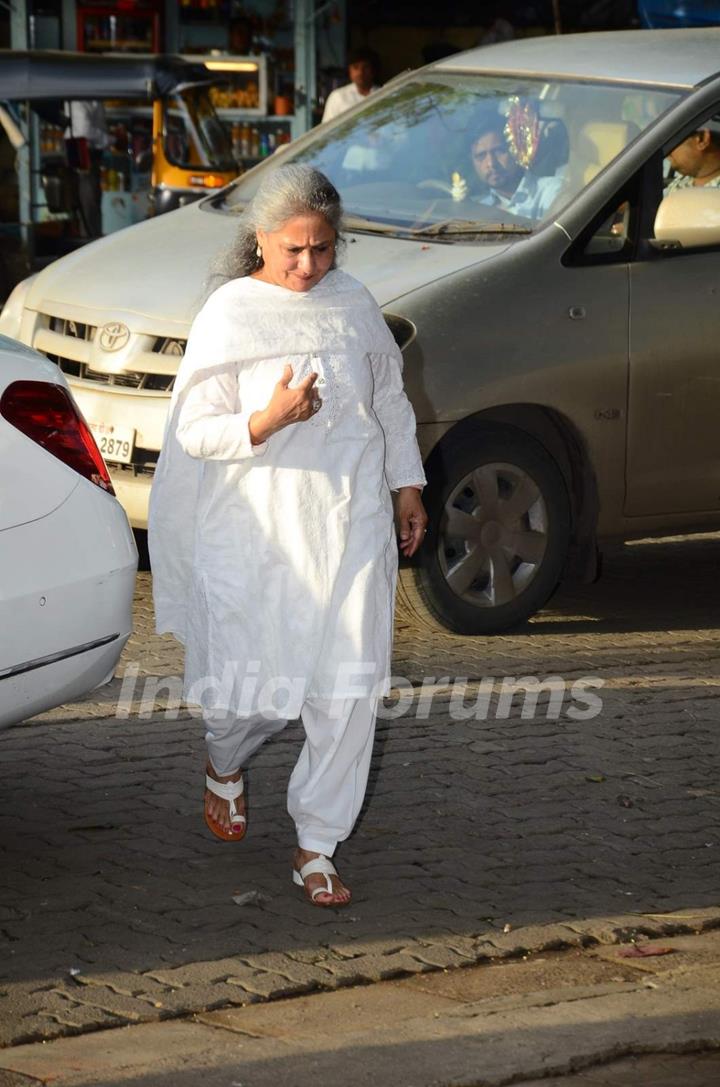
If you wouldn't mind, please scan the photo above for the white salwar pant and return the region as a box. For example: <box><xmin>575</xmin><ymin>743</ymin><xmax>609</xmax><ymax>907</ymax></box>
<box><xmin>204</xmin><ymin>696</ymin><xmax>377</xmax><ymax>856</ymax></box>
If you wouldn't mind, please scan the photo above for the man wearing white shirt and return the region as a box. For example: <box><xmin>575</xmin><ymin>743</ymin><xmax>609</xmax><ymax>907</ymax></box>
<box><xmin>66</xmin><ymin>100</ymin><xmax>108</xmax><ymax>237</ymax></box>
<box><xmin>321</xmin><ymin>49</ymin><xmax>380</xmax><ymax>124</ymax></box>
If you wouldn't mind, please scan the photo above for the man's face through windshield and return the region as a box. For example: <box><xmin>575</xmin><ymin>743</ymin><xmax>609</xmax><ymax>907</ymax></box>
<box><xmin>471</xmin><ymin>129</ymin><xmax>523</xmax><ymax>197</ymax></box>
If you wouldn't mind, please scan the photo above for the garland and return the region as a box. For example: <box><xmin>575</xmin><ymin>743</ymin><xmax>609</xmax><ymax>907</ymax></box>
<box><xmin>504</xmin><ymin>96</ymin><xmax>540</xmax><ymax>169</ymax></box>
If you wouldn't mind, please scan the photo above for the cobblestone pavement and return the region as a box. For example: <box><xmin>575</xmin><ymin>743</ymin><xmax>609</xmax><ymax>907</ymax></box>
<box><xmin>1</xmin><ymin>533</ymin><xmax>719</xmax><ymax>1048</ymax></box>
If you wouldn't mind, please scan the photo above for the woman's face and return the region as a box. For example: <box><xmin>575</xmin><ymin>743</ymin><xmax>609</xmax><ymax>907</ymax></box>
<box><xmin>256</xmin><ymin>213</ymin><xmax>336</xmax><ymax>292</ymax></box>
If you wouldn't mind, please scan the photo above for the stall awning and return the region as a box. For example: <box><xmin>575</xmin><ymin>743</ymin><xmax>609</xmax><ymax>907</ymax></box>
<box><xmin>0</xmin><ymin>51</ymin><xmax>213</xmax><ymax>102</ymax></box>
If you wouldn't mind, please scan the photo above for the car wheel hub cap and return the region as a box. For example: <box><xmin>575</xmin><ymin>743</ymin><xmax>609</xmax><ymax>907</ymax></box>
<box><xmin>480</xmin><ymin>520</ymin><xmax>502</xmax><ymax>547</ymax></box>
<box><xmin>438</xmin><ymin>462</ymin><xmax>549</xmax><ymax>609</ymax></box>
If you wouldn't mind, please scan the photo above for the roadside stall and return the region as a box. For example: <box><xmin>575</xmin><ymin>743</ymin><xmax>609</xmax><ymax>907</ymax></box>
<box><xmin>0</xmin><ymin>51</ymin><xmax>237</xmax><ymax>271</ymax></box>
<box><xmin>183</xmin><ymin>54</ymin><xmax>293</xmax><ymax>175</ymax></box>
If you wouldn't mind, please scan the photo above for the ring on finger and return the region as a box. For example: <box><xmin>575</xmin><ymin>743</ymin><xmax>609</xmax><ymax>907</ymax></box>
<box><xmin>311</xmin><ymin>398</ymin><xmax>322</xmax><ymax>413</ymax></box>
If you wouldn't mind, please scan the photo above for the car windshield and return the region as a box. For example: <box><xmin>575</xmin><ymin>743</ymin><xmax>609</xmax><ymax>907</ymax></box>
<box><xmin>164</xmin><ymin>85</ymin><xmax>235</xmax><ymax>170</ymax></box>
<box><xmin>222</xmin><ymin>73</ymin><xmax>681</xmax><ymax>234</ymax></box>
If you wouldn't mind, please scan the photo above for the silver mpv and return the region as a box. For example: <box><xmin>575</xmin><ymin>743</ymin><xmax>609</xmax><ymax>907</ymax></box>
<box><xmin>5</xmin><ymin>28</ymin><xmax>720</xmax><ymax>633</ymax></box>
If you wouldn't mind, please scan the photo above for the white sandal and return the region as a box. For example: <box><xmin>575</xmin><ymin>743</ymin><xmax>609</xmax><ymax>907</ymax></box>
<box><xmin>293</xmin><ymin>855</ymin><xmax>348</xmax><ymax>906</ymax></box>
<box><xmin>204</xmin><ymin>772</ymin><xmax>246</xmax><ymax>841</ymax></box>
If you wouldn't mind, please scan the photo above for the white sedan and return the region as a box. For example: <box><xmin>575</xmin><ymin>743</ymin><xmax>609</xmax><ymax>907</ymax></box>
<box><xmin>0</xmin><ymin>335</ymin><xmax>137</xmax><ymax>728</ymax></box>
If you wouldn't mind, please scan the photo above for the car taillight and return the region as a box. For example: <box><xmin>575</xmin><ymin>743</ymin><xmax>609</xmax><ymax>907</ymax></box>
<box><xmin>0</xmin><ymin>380</ymin><xmax>115</xmax><ymax>494</ymax></box>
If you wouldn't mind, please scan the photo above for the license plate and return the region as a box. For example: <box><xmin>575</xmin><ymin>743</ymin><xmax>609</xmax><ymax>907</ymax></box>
<box><xmin>90</xmin><ymin>422</ymin><xmax>136</xmax><ymax>465</ymax></box>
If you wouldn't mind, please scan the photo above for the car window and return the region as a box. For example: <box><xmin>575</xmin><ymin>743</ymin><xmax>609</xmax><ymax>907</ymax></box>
<box><xmin>221</xmin><ymin>74</ymin><xmax>681</xmax><ymax>236</ymax></box>
<box><xmin>583</xmin><ymin>200</ymin><xmax>633</xmax><ymax>257</ymax></box>
<box><xmin>644</xmin><ymin>107</ymin><xmax>720</xmax><ymax>254</ymax></box>
<box><xmin>164</xmin><ymin>88</ymin><xmax>235</xmax><ymax>170</ymax></box>
<box><xmin>663</xmin><ymin>109</ymin><xmax>720</xmax><ymax>195</ymax></box>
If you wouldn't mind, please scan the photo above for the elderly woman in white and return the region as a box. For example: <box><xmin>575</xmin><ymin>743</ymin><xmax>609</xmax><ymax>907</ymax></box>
<box><xmin>149</xmin><ymin>164</ymin><xmax>426</xmax><ymax>907</ymax></box>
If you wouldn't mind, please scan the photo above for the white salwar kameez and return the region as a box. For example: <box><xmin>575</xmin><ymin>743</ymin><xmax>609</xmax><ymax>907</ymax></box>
<box><xmin>148</xmin><ymin>269</ymin><xmax>425</xmax><ymax>852</ymax></box>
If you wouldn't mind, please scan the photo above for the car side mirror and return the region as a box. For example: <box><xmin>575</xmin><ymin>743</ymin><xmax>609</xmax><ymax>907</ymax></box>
<box><xmin>654</xmin><ymin>186</ymin><xmax>720</xmax><ymax>248</ymax></box>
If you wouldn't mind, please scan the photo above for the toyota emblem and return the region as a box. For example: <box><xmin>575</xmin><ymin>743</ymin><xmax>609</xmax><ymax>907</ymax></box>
<box><xmin>98</xmin><ymin>322</ymin><xmax>131</xmax><ymax>352</ymax></box>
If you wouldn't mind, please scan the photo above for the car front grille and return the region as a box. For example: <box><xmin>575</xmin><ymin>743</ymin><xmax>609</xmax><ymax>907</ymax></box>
<box><xmin>52</xmin><ymin>316</ymin><xmax>95</xmax><ymax>341</ymax></box>
<box><xmin>37</xmin><ymin>316</ymin><xmax>184</xmax><ymax>393</ymax></box>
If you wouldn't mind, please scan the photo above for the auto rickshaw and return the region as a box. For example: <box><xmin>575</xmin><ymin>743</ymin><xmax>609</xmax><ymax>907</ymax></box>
<box><xmin>0</xmin><ymin>50</ymin><xmax>237</xmax><ymax>277</ymax></box>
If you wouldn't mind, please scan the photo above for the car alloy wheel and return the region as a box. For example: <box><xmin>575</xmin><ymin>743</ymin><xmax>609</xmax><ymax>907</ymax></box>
<box><xmin>398</xmin><ymin>423</ymin><xmax>571</xmax><ymax>635</ymax></box>
<box><xmin>439</xmin><ymin>461</ymin><xmax>548</xmax><ymax>608</ymax></box>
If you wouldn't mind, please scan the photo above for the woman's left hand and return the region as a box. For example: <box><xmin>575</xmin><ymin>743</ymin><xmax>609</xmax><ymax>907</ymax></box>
<box><xmin>395</xmin><ymin>487</ymin><xmax>428</xmax><ymax>558</ymax></box>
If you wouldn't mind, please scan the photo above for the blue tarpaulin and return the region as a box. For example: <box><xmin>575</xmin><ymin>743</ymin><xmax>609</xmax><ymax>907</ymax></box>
<box><xmin>639</xmin><ymin>1</ymin><xmax>720</xmax><ymax>26</ymax></box>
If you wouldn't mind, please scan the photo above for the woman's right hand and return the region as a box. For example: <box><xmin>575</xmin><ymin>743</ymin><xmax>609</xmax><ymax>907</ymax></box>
<box><xmin>249</xmin><ymin>364</ymin><xmax>319</xmax><ymax>445</ymax></box>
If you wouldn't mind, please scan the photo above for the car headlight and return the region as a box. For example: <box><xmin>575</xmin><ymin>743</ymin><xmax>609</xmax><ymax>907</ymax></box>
<box><xmin>0</xmin><ymin>274</ymin><xmax>37</xmax><ymax>341</ymax></box>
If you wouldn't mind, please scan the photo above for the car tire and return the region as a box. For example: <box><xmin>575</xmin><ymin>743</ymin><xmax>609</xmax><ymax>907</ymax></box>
<box><xmin>134</xmin><ymin>529</ymin><xmax>151</xmax><ymax>572</ymax></box>
<box><xmin>398</xmin><ymin>423</ymin><xmax>571</xmax><ymax>635</ymax></box>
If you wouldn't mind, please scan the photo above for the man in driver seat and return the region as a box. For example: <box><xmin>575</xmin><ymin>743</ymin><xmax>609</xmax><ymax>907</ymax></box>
<box><xmin>470</xmin><ymin>114</ymin><xmax>563</xmax><ymax>221</ymax></box>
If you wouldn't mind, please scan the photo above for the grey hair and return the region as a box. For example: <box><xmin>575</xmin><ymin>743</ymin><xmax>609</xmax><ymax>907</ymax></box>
<box><xmin>207</xmin><ymin>164</ymin><xmax>344</xmax><ymax>290</ymax></box>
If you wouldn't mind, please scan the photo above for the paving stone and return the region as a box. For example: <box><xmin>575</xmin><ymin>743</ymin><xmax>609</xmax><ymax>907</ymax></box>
<box><xmin>472</xmin><ymin>940</ymin><xmax>526</xmax><ymax>962</ymax></box>
<box><xmin>400</xmin><ymin>945</ymin><xmax>474</xmax><ymax>969</ymax></box>
<box><xmin>282</xmin><ymin>946</ymin><xmax>337</xmax><ymax>966</ymax></box>
<box><xmin>237</xmin><ymin>954</ymin><xmax>333</xmax><ymax>988</ymax></box>
<box><xmin>3</xmin><ymin>546</ymin><xmax>720</xmax><ymax>1046</ymax></box>
<box><xmin>64</xmin><ymin>971</ymin><xmax>168</xmax><ymax>998</ymax></box>
<box><xmin>142</xmin><ymin>957</ymin><xmax>251</xmax><ymax>988</ymax></box>
<box><xmin>137</xmin><ymin>983</ymin><xmax>252</xmax><ymax>1013</ymax></box>
<box><xmin>484</xmin><ymin>924</ymin><xmax>587</xmax><ymax>953</ymax></box>
<box><xmin>326</xmin><ymin>937</ymin><xmax>420</xmax><ymax>959</ymax></box>
<box><xmin>566</xmin><ymin>915</ymin><xmax>689</xmax><ymax>944</ymax></box>
<box><xmin>43</xmin><ymin>984</ymin><xmax>147</xmax><ymax>1022</ymax></box>
<box><xmin>223</xmin><ymin>971</ymin><xmax>312</xmax><ymax>1000</ymax></box>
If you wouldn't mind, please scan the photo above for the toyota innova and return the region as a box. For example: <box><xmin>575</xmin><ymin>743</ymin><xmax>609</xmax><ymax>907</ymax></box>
<box><xmin>5</xmin><ymin>29</ymin><xmax>720</xmax><ymax>634</ymax></box>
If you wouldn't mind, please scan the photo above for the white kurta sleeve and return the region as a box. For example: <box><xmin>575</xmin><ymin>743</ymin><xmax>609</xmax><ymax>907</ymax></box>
<box><xmin>175</xmin><ymin>366</ymin><xmax>268</xmax><ymax>460</ymax></box>
<box><xmin>370</xmin><ymin>347</ymin><xmax>426</xmax><ymax>491</ymax></box>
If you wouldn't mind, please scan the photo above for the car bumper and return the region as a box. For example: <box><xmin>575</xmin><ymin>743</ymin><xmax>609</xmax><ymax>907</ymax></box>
<box><xmin>110</xmin><ymin>468</ymin><xmax>154</xmax><ymax>530</ymax></box>
<box><xmin>0</xmin><ymin>629</ymin><xmax>133</xmax><ymax>728</ymax></box>
<box><xmin>0</xmin><ymin>480</ymin><xmax>137</xmax><ymax>728</ymax></box>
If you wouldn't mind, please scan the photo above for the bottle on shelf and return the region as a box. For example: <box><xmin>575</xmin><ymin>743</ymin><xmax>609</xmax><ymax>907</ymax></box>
<box><xmin>106</xmin><ymin>167</ymin><xmax>126</xmax><ymax>192</ymax></box>
<box><xmin>240</xmin><ymin>122</ymin><xmax>251</xmax><ymax>158</ymax></box>
<box><xmin>40</xmin><ymin>124</ymin><xmax>64</xmax><ymax>155</ymax></box>
<box><xmin>231</xmin><ymin>122</ymin><xmax>242</xmax><ymax>162</ymax></box>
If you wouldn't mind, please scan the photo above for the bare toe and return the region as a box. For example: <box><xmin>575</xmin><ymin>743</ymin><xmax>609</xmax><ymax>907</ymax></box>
<box><xmin>205</xmin><ymin>764</ymin><xmax>245</xmax><ymax>838</ymax></box>
<box><xmin>294</xmin><ymin>849</ymin><xmax>351</xmax><ymax>908</ymax></box>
